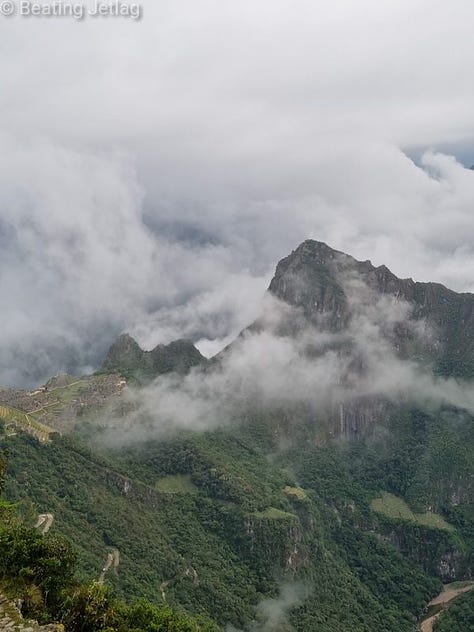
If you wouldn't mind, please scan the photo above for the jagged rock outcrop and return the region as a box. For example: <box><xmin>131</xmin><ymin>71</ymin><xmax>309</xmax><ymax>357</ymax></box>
<box><xmin>234</xmin><ymin>239</ymin><xmax>474</xmax><ymax>440</ymax></box>
<box><xmin>102</xmin><ymin>334</ymin><xmax>144</xmax><ymax>372</ymax></box>
<box><xmin>269</xmin><ymin>239</ymin><xmax>474</xmax><ymax>377</ymax></box>
<box><xmin>0</xmin><ymin>593</ymin><xmax>63</xmax><ymax>632</ymax></box>
<box><xmin>101</xmin><ymin>334</ymin><xmax>207</xmax><ymax>382</ymax></box>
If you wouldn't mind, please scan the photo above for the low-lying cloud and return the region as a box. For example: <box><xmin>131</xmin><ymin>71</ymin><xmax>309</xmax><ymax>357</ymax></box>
<box><xmin>100</xmin><ymin>278</ymin><xmax>474</xmax><ymax>446</ymax></box>
<box><xmin>2</xmin><ymin>2</ymin><xmax>474</xmax><ymax>387</ymax></box>
<box><xmin>227</xmin><ymin>582</ymin><xmax>306</xmax><ymax>632</ymax></box>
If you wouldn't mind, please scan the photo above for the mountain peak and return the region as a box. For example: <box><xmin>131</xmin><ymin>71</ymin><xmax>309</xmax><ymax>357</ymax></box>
<box><xmin>101</xmin><ymin>334</ymin><xmax>206</xmax><ymax>382</ymax></box>
<box><xmin>290</xmin><ymin>239</ymin><xmax>357</xmax><ymax>266</ymax></box>
<box><xmin>295</xmin><ymin>238</ymin><xmax>348</xmax><ymax>253</ymax></box>
<box><xmin>269</xmin><ymin>239</ymin><xmax>415</xmax><ymax>314</ymax></box>
<box><xmin>102</xmin><ymin>333</ymin><xmax>143</xmax><ymax>372</ymax></box>
<box><xmin>267</xmin><ymin>239</ymin><xmax>474</xmax><ymax>377</ymax></box>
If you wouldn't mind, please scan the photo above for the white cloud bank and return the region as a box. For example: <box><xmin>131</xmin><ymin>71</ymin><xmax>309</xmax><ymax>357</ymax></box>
<box><xmin>1</xmin><ymin>1</ymin><xmax>474</xmax><ymax>385</ymax></box>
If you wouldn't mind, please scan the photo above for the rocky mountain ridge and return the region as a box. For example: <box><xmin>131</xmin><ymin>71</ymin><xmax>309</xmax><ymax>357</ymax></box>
<box><xmin>101</xmin><ymin>334</ymin><xmax>207</xmax><ymax>382</ymax></box>
<box><xmin>269</xmin><ymin>240</ymin><xmax>474</xmax><ymax>377</ymax></box>
<box><xmin>0</xmin><ymin>593</ymin><xmax>63</xmax><ymax>632</ymax></box>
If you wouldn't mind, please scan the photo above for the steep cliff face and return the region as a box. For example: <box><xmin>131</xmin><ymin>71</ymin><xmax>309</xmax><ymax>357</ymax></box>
<box><xmin>102</xmin><ymin>334</ymin><xmax>144</xmax><ymax>372</ymax></box>
<box><xmin>268</xmin><ymin>240</ymin><xmax>351</xmax><ymax>331</ymax></box>
<box><xmin>101</xmin><ymin>334</ymin><xmax>207</xmax><ymax>382</ymax></box>
<box><xmin>269</xmin><ymin>240</ymin><xmax>474</xmax><ymax>377</ymax></box>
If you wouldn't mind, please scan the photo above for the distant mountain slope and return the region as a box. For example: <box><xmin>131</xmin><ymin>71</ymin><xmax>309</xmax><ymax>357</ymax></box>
<box><xmin>101</xmin><ymin>334</ymin><xmax>207</xmax><ymax>382</ymax></box>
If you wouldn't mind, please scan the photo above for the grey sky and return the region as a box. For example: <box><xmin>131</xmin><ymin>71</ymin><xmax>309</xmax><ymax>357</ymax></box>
<box><xmin>1</xmin><ymin>0</ymin><xmax>474</xmax><ymax>386</ymax></box>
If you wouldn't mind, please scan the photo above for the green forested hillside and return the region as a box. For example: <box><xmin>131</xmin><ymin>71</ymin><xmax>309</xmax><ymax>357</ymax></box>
<box><xmin>4</xmin><ymin>408</ymin><xmax>471</xmax><ymax>631</ymax></box>
<box><xmin>0</xmin><ymin>452</ymin><xmax>216</xmax><ymax>632</ymax></box>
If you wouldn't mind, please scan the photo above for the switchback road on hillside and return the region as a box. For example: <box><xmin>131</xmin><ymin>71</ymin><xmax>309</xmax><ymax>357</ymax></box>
<box><xmin>34</xmin><ymin>513</ymin><xmax>54</xmax><ymax>535</ymax></box>
<box><xmin>99</xmin><ymin>548</ymin><xmax>120</xmax><ymax>584</ymax></box>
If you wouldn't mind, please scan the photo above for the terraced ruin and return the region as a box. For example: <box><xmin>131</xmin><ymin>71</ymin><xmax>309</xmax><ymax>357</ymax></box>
<box><xmin>0</xmin><ymin>373</ymin><xmax>127</xmax><ymax>439</ymax></box>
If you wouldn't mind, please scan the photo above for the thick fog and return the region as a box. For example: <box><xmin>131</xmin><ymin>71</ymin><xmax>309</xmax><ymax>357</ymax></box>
<box><xmin>1</xmin><ymin>1</ymin><xmax>474</xmax><ymax>386</ymax></box>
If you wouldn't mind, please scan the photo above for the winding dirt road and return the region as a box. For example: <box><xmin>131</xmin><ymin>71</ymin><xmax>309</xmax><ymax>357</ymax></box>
<box><xmin>98</xmin><ymin>548</ymin><xmax>120</xmax><ymax>584</ymax></box>
<box><xmin>419</xmin><ymin>582</ymin><xmax>474</xmax><ymax>632</ymax></box>
<box><xmin>34</xmin><ymin>513</ymin><xmax>54</xmax><ymax>535</ymax></box>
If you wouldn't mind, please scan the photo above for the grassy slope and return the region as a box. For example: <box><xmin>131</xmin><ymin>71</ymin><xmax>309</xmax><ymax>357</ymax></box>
<box><xmin>371</xmin><ymin>492</ymin><xmax>455</xmax><ymax>531</ymax></box>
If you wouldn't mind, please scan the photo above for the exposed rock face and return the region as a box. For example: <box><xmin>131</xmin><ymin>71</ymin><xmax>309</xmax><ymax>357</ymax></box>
<box><xmin>269</xmin><ymin>240</ymin><xmax>351</xmax><ymax>332</ymax></box>
<box><xmin>101</xmin><ymin>334</ymin><xmax>207</xmax><ymax>381</ymax></box>
<box><xmin>252</xmin><ymin>239</ymin><xmax>474</xmax><ymax>440</ymax></box>
<box><xmin>379</xmin><ymin>528</ymin><xmax>470</xmax><ymax>582</ymax></box>
<box><xmin>0</xmin><ymin>593</ymin><xmax>63</xmax><ymax>632</ymax></box>
<box><xmin>269</xmin><ymin>239</ymin><xmax>474</xmax><ymax>378</ymax></box>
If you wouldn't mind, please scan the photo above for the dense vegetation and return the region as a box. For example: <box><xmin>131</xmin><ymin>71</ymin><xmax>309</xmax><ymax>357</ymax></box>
<box><xmin>434</xmin><ymin>588</ymin><xmax>474</xmax><ymax>631</ymax></box>
<box><xmin>0</xmin><ymin>450</ymin><xmax>218</xmax><ymax>631</ymax></box>
<box><xmin>4</xmin><ymin>407</ymin><xmax>469</xmax><ymax>631</ymax></box>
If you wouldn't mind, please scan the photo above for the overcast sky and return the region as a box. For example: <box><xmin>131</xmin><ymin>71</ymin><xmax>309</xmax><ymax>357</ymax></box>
<box><xmin>1</xmin><ymin>0</ymin><xmax>474</xmax><ymax>386</ymax></box>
